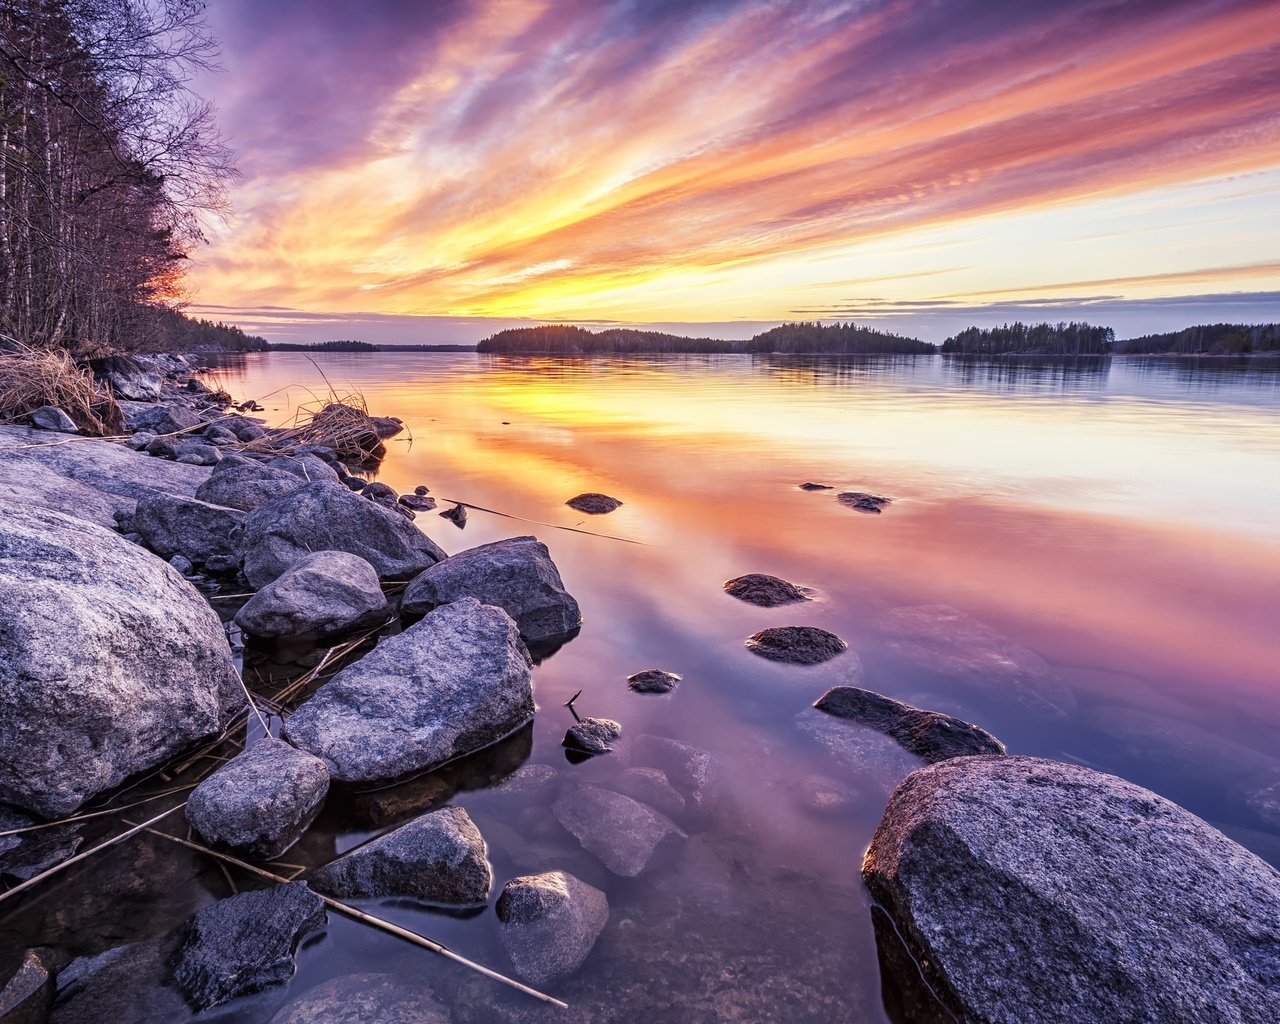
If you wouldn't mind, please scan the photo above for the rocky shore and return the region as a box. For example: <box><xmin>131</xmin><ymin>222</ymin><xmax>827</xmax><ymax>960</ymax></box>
<box><xmin>1</xmin><ymin>353</ymin><xmax>1277</xmax><ymax>1022</ymax></box>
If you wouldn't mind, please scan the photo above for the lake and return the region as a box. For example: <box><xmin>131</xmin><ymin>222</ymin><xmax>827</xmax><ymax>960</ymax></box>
<box><xmin>13</xmin><ymin>352</ymin><xmax>1280</xmax><ymax>1022</ymax></box>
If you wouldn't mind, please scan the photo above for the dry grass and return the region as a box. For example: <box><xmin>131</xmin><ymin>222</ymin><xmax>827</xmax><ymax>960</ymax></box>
<box><xmin>243</xmin><ymin>389</ymin><xmax>390</xmax><ymax>466</ymax></box>
<box><xmin>0</xmin><ymin>342</ymin><xmax>123</xmax><ymax>436</ymax></box>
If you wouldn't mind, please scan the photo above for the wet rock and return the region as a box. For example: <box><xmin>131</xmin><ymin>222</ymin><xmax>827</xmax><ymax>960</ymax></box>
<box><xmin>496</xmin><ymin>764</ymin><xmax>560</xmax><ymax>802</ymax></box>
<box><xmin>284</xmin><ymin>598</ymin><xmax>533</xmax><ymax>783</ymax></box>
<box><xmin>631</xmin><ymin>735</ymin><xmax>718</xmax><ymax>810</ymax></box>
<box><xmin>563</xmin><ymin>718</ymin><xmax>622</xmax><ymax>756</ymax></box>
<box><xmin>798</xmin><ymin>482</ymin><xmax>832</xmax><ymax>491</ymax></box>
<box><xmin>565</xmin><ymin>492</ymin><xmax>622</xmax><ymax>514</ymax></box>
<box><xmin>339</xmin><ymin>475</ymin><xmax>366</xmax><ymax>491</ymax></box>
<box><xmin>0</xmin><ymin>807</ymin><xmax>83</xmax><ymax>883</ymax></box>
<box><xmin>29</xmin><ymin>406</ymin><xmax>78</xmax><ymax>434</ymax></box>
<box><xmin>439</xmin><ymin>503</ymin><xmax>467</xmax><ymax>528</ymax></box>
<box><xmin>836</xmin><ymin>491</ymin><xmax>891</xmax><ymax>513</ymax></box>
<box><xmin>52</xmin><ymin>936</ymin><xmax>190</xmax><ymax>1024</ymax></box>
<box><xmin>122</xmin><ymin>402</ymin><xmax>203</xmax><ymax>435</ymax></box>
<box><xmin>185</xmin><ymin>738</ymin><xmax>330</xmax><ymax>861</ymax></box>
<box><xmin>745</xmin><ymin>625</ymin><xmax>847</xmax><ymax>665</ymax></box>
<box><xmin>399</xmin><ymin>493</ymin><xmax>436</xmax><ymax>512</ymax></box>
<box><xmin>627</xmin><ymin>668</ymin><xmax>680</xmax><ymax>694</ymax></box>
<box><xmin>234</xmin><ymin>552</ymin><xmax>389</xmax><ymax>640</ymax></box>
<box><xmin>1246</xmin><ymin>779</ymin><xmax>1280</xmax><ymax>828</ymax></box>
<box><xmin>268</xmin><ymin>973</ymin><xmax>450</xmax><ymax>1024</ymax></box>
<box><xmin>170</xmin><ymin>883</ymin><xmax>326</xmax><ymax>1012</ymax></box>
<box><xmin>796</xmin><ymin>708</ymin><xmax>922</xmax><ymax>787</ymax></box>
<box><xmin>402</xmin><ymin>536</ymin><xmax>581</xmax><ymax>646</ymax></box>
<box><xmin>813</xmin><ymin>686</ymin><xmax>1005</xmax><ymax>763</ymax></box>
<box><xmin>360</xmin><ymin>481</ymin><xmax>399</xmax><ymax>510</ymax></box>
<box><xmin>0</xmin><ymin>948</ymin><xmax>54</xmax><ymax>1024</ymax></box>
<box><xmin>613</xmin><ymin>767</ymin><xmax>686</xmax><ymax>817</ymax></box>
<box><xmin>865</xmin><ymin>755</ymin><xmax>1280</xmax><ymax>1024</ymax></box>
<box><xmin>497</xmin><ymin>870</ymin><xmax>609</xmax><ymax>986</ymax></box>
<box><xmin>553</xmin><ymin>785</ymin><xmax>685</xmax><ymax>876</ymax></box>
<box><xmin>414</xmin><ymin>485</ymin><xmax>430</xmax><ymax>496</ymax></box>
<box><xmin>723</xmin><ymin>573</ymin><xmax>809</xmax><ymax>607</ymax></box>
<box><xmin>241</xmin><ymin>481</ymin><xmax>446</xmax><ymax>588</ymax></box>
<box><xmin>132</xmin><ymin>491</ymin><xmax>245</xmax><ymax>568</ymax></box>
<box><xmin>793</xmin><ymin>774</ymin><xmax>858</xmax><ymax>815</ymax></box>
<box><xmin>0</xmin><ymin>500</ymin><xmax>241</xmax><ymax>817</ymax></box>
<box><xmin>194</xmin><ymin>454</ymin><xmax>304</xmax><ymax>512</ymax></box>
<box><xmin>876</xmin><ymin>604</ymin><xmax>1076</xmax><ymax>717</ymax></box>
<box><xmin>368</xmin><ymin>416</ymin><xmax>405</xmax><ymax>440</ymax></box>
<box><xmin>309</xmin><ymin>805</ymin><xmax>491</xmax><ymax>905</ymax></box>
<box><xmin>148</xmin><ymin>437</ymin><xmax>221</xmax><ymax>465</ymax></box>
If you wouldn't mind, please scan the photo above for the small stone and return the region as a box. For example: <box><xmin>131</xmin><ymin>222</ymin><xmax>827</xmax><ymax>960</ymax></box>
<box><xmin>563</xmin><ymin>717</ymin><xmax>622</xmax><ymax>755</ymax></box>
<box><xmin>29</xmin><ymin>405</ymin><xmax>78</xmax><ymax>433</ymax></box>
<box><xmin>627</xmin><ymin>668</ymin><xmax>681</xmax><ymax>694</ymax></box>
<box><xmin>798</xmin><ymin>482</ymin><xmax>832</xmax><ymax>490</ymax></box>
<box><xmin>414</xmin><ymin>485</ymin><xmax>429</xmax><ymax>496</ymax></box>
<box><xmin>723</xmin><ymin>573</ymin><xmax>809</xmax><ymax>607</ymax></box>
<box><xmin>745</xmin><ymin>625</ymin><xmax>848</xmax><ymax>665</ymax></box>
<box><xmin>440</xmin><ymin>503</ymin><xmax>467</xmax><ymax>528</ymax></box>
<box><xmin>565</xmin><ymin>492</ymin><xmax>622</xmax><ymax>514</ymax></box>
<box><xmin>837</xmin><ymin>491</ymin><xmax>892</xmax><ymax>513</ymax></box>
<box><xmin>361</xmin><ymin>481</ymin><xmax>399</xmax><ymax>510</ymax></box>
<box><xmin>496</xmin><ymin>870</ymin><xmax>609</xmax><ymax>985</ymax></box>
<box><xmin>340</xmin><ymin>475</ymin><xmax>366</xmax><ymax>491</ymax></box>
<box><xmin>814</xmin><ymin>685</ymin><xmax>1005</xmax><ymax>763</ymax></box>
<box><xmin>168</xmin><ymin>554</ymin><xmax>194</xmax><ymax>576</ymax></box>
<box><xmin>0</xmin><ymin>948</ymin><xmax>54</xmax><ymax>1022</ymax></box>
<box><xmin>399</xmin><ymin>493</ymin><xmax>436</xmax><ymax>511</ymax></box>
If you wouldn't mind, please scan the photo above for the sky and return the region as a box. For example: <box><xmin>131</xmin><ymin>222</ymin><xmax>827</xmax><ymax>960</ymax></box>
<box><xmin>188</xmin><ymin>0</ymin><xmax>1280</xmax><ymax>344</ymax></box>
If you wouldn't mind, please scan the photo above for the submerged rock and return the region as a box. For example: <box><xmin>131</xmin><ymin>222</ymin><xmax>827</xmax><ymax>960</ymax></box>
<box><xmin>864</xmin><ymin>756</ymin><xmax>1280</xmax><ymax>1024</ymax></box>
<box><xmin>813</xmin><ymin>686</ymin><xmax>1005</xmax><ymax>763</ymax></box>
<box><xmin>554</xmin><ymin>785</ymin><xmax>684</xmax><ymax>877</ymax></box>
<box><xmin>234</xmin><ymin>551</ymin><xmax>389</xmax><ymax>640</ymax></box>
<box><xmin>0</xmin><ymin>500</ymin><xmax>241</xmax><ymax>817</ymax></box>
<box><xmin>0</xmin><ymin>807</ymin><xmax>83</xmax><ymax>883</ymax></box>
<box><xmin>836</xmin><ymin>491</ymin><xmax>892</xmax><ymax>514</ymax></box>
<box><xmin>627</xmin><ymin>668</ymin><xmax>681</xmax><ymax>694</ymax></box>
<box><xmin>194</xmin><ymin>455</ymin><xmax>306</xmax><ymax>513</ymax></box>
<box><xmin>308</xmin><ymin>805</ymin><xmax>491</xmax><ymax>905</ymax></box>
<box><xmin>283</xmin><ymin>598</ymin><xmax>534</xmax><ymax>783</ymax></box>
<box><xmin>0</xmin><ymin>948</ymin><xmax>54</xmax><ymax>1023</ymax></box>
<box><xmin>631</xmin><ymin>735</ymin><xmax>718</xmax><ymax>810</ymax></box>
<box><xmin>563</xmin><ymin>717</ymin><xmax>622</xmax><ymax>756</ymax></box>
<box><xmin>497</xmin><ymin>870</ymin><xmax>609</xmax><ymax>986</ymax></box>
<box><xmin>185</xmin><ymin>738</ymin><xmax>330</xmax><ymax>861</ymax></box>
<box><xmin>439</xmin><ymin>503</ymin><xmax>467</xmax><ymax>528</ymax></box>
<box><xmin>875</xmin><ymin>604</ymin><xmax>1076</xmax><ymax>717</ymax></box>
<box><xmin>169</xmin><ymin>883</ymin><xmax>326</xmax><ymax>1012</ymax></box>
<box><xmin>613</xmin><ymin>767</ymin><xmax>686</xmax><ymax>817</ymax></box>
<box><xmin>565</xmin><ymin>492</ymin><xmax>622</xmax><ymax>514</ymax></box>
<box><xmin>745</xmin><ymin>625</ymin><xmax>847</xmax><ymax>665</ymax></box>
<box><xmin>268</xmin><ymin>973</ymin><xmax>450</xmax><ymax>1024</ymax></box>
<box><xmin>132</xmin><ymin>491</ymin><xmax>245</xmax><ymax>569</ymax></box>
<box><xmin>723</xmin><ymin>573</ymin><xmax>810</xmax><ymax>607</ymax></box>
<box><xmin>402</xmin><ymin>536</ymin><xmax>581</xmax><ymax>645</ymax></box>
<box><xmin>240</xmin><ymin>481</ymin><xmax>446</xmax><ymax>588</ymax></box>
<box><xmin>796</xmin><ymin>709</ymin><xmax>924</xmax><ymax>788</ymax></box>
<box><xmin>29</xmin><ymin>406</ymin><xmax>78</xmax><ymax>433</ymax></box>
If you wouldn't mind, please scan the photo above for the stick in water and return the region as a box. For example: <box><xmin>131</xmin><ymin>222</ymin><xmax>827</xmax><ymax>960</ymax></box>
<box><xmin>141</xmin><ymin>828</ymin><xmax>568</xmax><ymax>1010</ymax></box>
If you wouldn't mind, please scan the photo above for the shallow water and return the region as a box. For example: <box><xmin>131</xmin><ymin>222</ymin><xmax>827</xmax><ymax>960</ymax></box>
<box><xmin>8</xmin><ymin>352</ymin><xmax>1280</xmax><ymax>1022</ymax></box>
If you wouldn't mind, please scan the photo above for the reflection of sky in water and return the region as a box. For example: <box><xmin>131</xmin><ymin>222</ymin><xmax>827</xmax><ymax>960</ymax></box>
<box><xmin>168</xmin><ymin>351</ymin><xmax>1280</xmax><ymax>1021</ymax></box>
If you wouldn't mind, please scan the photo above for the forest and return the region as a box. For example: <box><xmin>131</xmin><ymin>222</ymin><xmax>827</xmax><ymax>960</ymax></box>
<box><xmin>477</xmin><ymin>322</ymin><xmax>937</xmax><ymax>354</ymax></box>
<box><xmin>940</xmin><ymin>322</ymin><xmax>1114</xmax><ymax>355</ymax></box>
<box><xmin>0</xmin><ymin>0</ymin><xmax>236</xmax><ymax>353</ymax></box>
<box><xmin>1113</xmin><ymin>323</ymin><xmax>1280</xmax><ymax>355</ymax></box>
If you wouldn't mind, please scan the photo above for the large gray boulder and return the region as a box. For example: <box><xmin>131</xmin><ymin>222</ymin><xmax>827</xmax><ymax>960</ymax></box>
<box><xmin>234</xmin><ymin>552</ymin><xmax>388</xmax><ymax>640</ymax></box>
<box><xmin>863</xmin><ymin>756</ymin><xmax>1280</xmax><ymax>1024</ymax></box>
<box><xmin>194</xmin><ymin>454</ymin><xmax>307</xmax><ymax>512</ymax></box>
<box><xmin>94</xmin><ymin>356</ymin><xmax>163</xmax><ymax>401</ymax></box>
<box><xmin>401</xmin><ymin>536</ymin><xmax>581</xmax><ymax>645</ymax></box>
<box><xmin>308</xmin><ymin>805</ymin><xmax>491</xmax><ymax>904</ymax></box>
<box><xmin>241</xmin><ymin>482</ymin><xmax>447</xmax><ymax>588</ymax></box>
<box><xmin>813</xmin><ymin>686</ymin><xmax>1005</xmax><ymax>763</ymax></box>
<box><xmin>132</xmin><ymin>491</ymin><xmax>245</xmax><ymax>568</ymax></box>
<box><xmin>185</xmin><ymin>737</ymin><xmax>330</xmax><ymax>860</ymax></box>
<box><xmin>283</xmin><ymin>598</ymin><xmax>533</xmax><ymax>783</ymax></box>
<box><xmin>0</xmin><ymin>500</ymin><xmax>241</xmax><ymax>817</ymax></box>
<box><xmin>124</xmin><ymin>402</ymin><xmax>203</xmax><ymax>435</ymax></box>
<box><xmin>553</xmin><ymin>785</ymin><xmax>684</xmax><ymax>876</ymax></box>
<box><xmin>497</xmin><ymin>870</ymin><xmax>608</xmax><ymax>985</ymax></box>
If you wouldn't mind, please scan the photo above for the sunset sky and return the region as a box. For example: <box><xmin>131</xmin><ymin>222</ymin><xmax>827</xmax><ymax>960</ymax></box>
<box><xmin>190</xmin><ymin>0</ymin><xmax>1280</xmax><ymax>343</ymax></box>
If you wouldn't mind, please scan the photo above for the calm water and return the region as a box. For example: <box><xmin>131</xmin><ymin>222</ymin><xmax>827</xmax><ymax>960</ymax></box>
<box><xmin>8</xmin><ymin>352</ymin><xmax>1280</xmax><ymax>1023</ymax></box>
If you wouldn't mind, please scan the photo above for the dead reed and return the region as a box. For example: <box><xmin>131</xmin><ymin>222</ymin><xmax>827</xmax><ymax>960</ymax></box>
<box><xmin>0</xmin><ymin>341</ymin><xmax>123</xmax><ymax>435</ymax></box>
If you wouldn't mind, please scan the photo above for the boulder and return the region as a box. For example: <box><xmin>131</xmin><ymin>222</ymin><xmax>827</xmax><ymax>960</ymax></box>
<box><xmin>29</xmin><ymin>406</ymin><xmax>78</xmax><ymax>433</ymax></box>
<box><xmin>121</xmin><ymin>402</ymin><xmax>203</xmax><ymax>435</ymax></box>
<box><xmin>863</xmin><ymin>756</ymin><xmax>1280</xmax><ymax>1024</ymax></box>
<box><xmin>0</xmin><ymin>948</ymin><xmax>54</xmax><ymax>1023</ymax></box>
<box><xmin>94</xmin><ymin>356</ymin><xmax>162</xmax><ymax>401</ymax></box>
<box><xmin>631</xmin><ymin>735</ymin><xmax>718</xmax><ymax>811</ymax></box>
<box><xmin>723</xmin><ymin>573</ymin><xmax>810</xmax><ymax>607</ymax></box>
<box><xmin>627</xmin><ymin>668</ymin><xmax>680</xmax><ymax>694</ymax></box>
<box><xmin>132</xmin><ymin>491</ymin><xmax>245</xmax><ymax>568</ymax></box>
<box><xmin>234</xmin><ymin>552</ymin><xmax>389</xmax><ymax>640</ymax></box>
<box><xmin>553</xmin><ymin>785</ymin><xmax>684</xmax><ymax>876</ymax></box>
<box><xmin>169</xmin><ymin>883</ymin><xmax>326</xmax><ymax>1011</ymax></box>
<box><xmin>185</xmin><ymin>738</ymin><xmax>330</xmax><ymax>861</ymax></box>
<box><xmin>401</xmin><ymin>536</ymin><xmax>581</xmax><ymax>646</ymax></box>
<box><xmin>268</xmin><ymin>974</ymin><xmax>450</xmax><ymax>1024</ymax></box>
<box><xmin>836</xmin><ymin>491</ymin><xmax>891</xmax><ymax>513</ymax></box>
<box><xmin>54</xmin><ymin>935</ymin><xmax>190</xmax><ymax>1023</ymax></box>
<box><xmin>283</xmin><ymin>598</ymin><xmax>533</xmax><ymax>783</ymax></box>
<box><xmin>266</xmin><ymin>454</ymin><xmax>339</xmax><ymax>483</ymax></box>
<box><xmin>0</xmin><ymin>500</ymin><xmax>241</xmax><ymax>817</ymax></box>
<box><xmin>796</xmin><ymin>708</ymin><xmax>923</xmax><ymax>787</ymax></box>
<box><xmin>240</xmin><ymin>481</ymin><xmax>447</xmax><ymax>588</ymax></box>
<box><xmin>194</xmin><ymin>454</ymin><xmax>305</xmax><ymax>513</ymax></box>
<box><xmin>147</xmin><ymin>437</ymin><xmax>221</xmax><ymax>465</ymax></box>
<box><xmin>308</xmin><ymin>805</ymin><xmax>491</xmax><ymax>905</ymax></box>
<box><xmin>368</xmin><ymin>416</ymin><xmax>404</xmax><ymax>439</ymax></box>
<box><xmin>813</xmin><ymin>686</ymin><xmax>1005</xmax><ymax>762</ymax></box>
<box><xmin>563</xmin><ymin>717</ymin><xmax>621</xmax><ymax>756</ymax></box>
<box><xmin>0</xmin><ymin>806</ymin><xmax>83</xmax><ymax>882</ymax></box>
<box><xmin>565</xmin><ymin>492</ymin><xmax>622</xmax><ymax>514</ymax></box>
<box><xmin>496</xmin><ymin>870</ymin><xmax>609</xmax><ymax>985</ymax></box>
<box><xmin>745</xmin><ymin>625</ymin><xmax>848</xmax><ymax>665</ymax></box>
<box><xmin>399</xmin><ymin>493</ymin><xmax>435</xmax><ymax>512</ymax></box>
